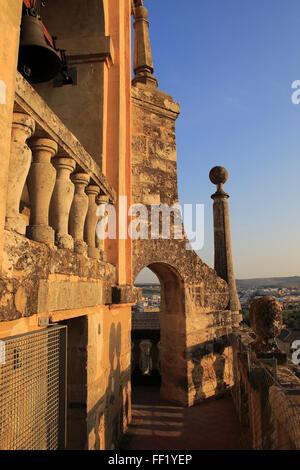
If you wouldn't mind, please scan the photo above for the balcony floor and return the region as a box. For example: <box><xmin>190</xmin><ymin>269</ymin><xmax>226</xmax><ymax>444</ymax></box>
<box><xmin>119</xmin><ymin>383</ymin><xmax>252</xmax><ymax>450</ymax></box>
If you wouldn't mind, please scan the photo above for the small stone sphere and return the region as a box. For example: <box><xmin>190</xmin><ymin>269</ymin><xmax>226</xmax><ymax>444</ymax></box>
<box><xmin>136</xmin><ymin>5</ymin><xmax>148</xmax><ymax>20</ymax></box>
<box><xmin>209</xmin><ymin>166</ymin><xmax>229</xmax><ymax>185</ymax></box>
<box><xmin>249</xmin><ymin>296</ymin><xmax>282</xmax><ymax>342</ymax></box>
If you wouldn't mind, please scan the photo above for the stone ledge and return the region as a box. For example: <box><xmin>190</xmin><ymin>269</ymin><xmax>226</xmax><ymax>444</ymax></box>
<box><xmin>0</xmin><ymin>230</ymin><xmax>117</xmax><ymax>320</ymax></box>
<box><xmin>132</xmin><ymin>83</ymin><xmax>180</xmax><ymax>120</ymax></box>
<box><xmin>37</xmin><ymin>280</ymin><xmax>103</xmax><ymax>313</ymax></box>
<box><xmin>112</xmin><ymin>285</ymin><xmax>142</xmax><ymax>305</ymax></box>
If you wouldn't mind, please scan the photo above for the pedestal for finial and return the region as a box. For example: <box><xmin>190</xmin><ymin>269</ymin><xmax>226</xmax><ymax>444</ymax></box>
<box><xmin>210</xmin><ymin>166</ymin><xmax>241</xmax><ymax>324</ymax></box>
<box><xmin>249</xmin><ymin>296</ymin><xmax>286</xmax><ymax>364</ymax></box>
<box><xmin>132</xmin><ymin>3</ymin><xmax>158</xmax><ymax>88</ymax></box>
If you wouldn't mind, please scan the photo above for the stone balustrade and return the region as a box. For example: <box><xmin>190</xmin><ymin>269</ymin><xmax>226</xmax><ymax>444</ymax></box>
<box><xmin>5</xmin><ymin>72</ymin><xmax>115</xmax><ymax>259</ymax></box>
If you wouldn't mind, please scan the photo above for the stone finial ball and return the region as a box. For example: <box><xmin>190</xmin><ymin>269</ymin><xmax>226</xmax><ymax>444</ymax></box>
<box><xmin>249</xmin><ymin>296</ymin><xmax>282</xmax><ymax>342</ymax></box>
<box><xmin>209</xmin><ymin>166</ymin><xmax>229</xmax><ymax>185</ymax></box>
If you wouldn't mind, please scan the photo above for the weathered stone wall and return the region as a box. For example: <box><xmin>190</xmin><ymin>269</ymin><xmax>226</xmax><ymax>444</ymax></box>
<box><xmin>231</xmin><ymin>329</ymin><xmax>300</xmax><ymax>450</ymax></box>
<box><xmin>0</xmin><ymin>230</ymin><xmax>133</xmax><ymax>450</ymax></box>
<box><xmin>0</xmin><ymin>230</ymin><xmax>116</xmax><ymax>320</ymax></box>
<box><xmin>131</xmin><ymin>82</ymin><xmax>235</xmax><ymax>406</ymax></box>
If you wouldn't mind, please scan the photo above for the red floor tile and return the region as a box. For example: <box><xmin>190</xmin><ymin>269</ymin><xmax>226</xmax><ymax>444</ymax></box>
<box><xmin>119</xmin><ymin>385</ymin><xmax>252</xmax><ymax>451</ymax></box>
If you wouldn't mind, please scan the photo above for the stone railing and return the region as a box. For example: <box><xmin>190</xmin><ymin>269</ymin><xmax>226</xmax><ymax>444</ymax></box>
<box><xmin>230</xmin><ymin>297</ymin><xmax>300</xmax><ymax>450</ymax></box>
<box><xmin>6</xmin><ymin>72</ymin><xmax>116</xmax><ymax>259</ymax></box>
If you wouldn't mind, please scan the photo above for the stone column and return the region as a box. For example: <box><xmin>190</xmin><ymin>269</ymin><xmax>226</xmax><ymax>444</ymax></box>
<box><xmin>26</xmin><ymin>137</ymin><xmax>58</xmax><ymax>244</ymax></box>
<box><xmin>156</xmin><ymin>341</ymin><xmax>161</xmax><ymax>374</ymax></box>
<box><xmin>69</xmin><ymin>173</ymin><xmax>90</xmax><ymax>255</ymax></box>
<box><xmin>139</xmin><ymin>340</ymin><xmax>152</xmax><ymax>375</ymax></box>
<box><xmin>210</xmin><ymin>166</ymin><xmax>242</xmax><ymax>325</ymax></box>
<box><xmin>132</xmin><ymin>1</ymin><xmax>158</xmax><ymax>88</ymax></box>
<box><xmin>96</xmin><ymin>194</ymin><xmax>110</xmax><ymax>262</ymax></box>
<box><xmin>5</xmin><ymin>113</ymin><xmax>35</xmax><ymax>235</ymax></box>
<box><xmin>84</xmin><ymin>184</ymin><xmax>100</xmax><ymax>259</ymax></box>
<box><xmin>49</xmin><ymin>156</ymin><xmax>75</xmax><ymax>249</ymax></box>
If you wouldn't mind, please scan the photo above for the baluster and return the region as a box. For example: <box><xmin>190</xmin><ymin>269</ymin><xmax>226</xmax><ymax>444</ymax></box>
<box><xmin>69</xmin><ymin>173</ymin><xmax>90</xmax><ymax>255</ymax></box>
<box><xmin>5</xmin><ymin>113</ymin><xmax>35</xmax><ymax>235</ymax></box>
<box><xmin>84</xmin><ymin>184</ymin><xmax>100</xmax><ymax>259</ymax></box>
<box><xmin>49</xmin><ymin>156</ymin><xmax>75</xmax><ymax>249</ymax></box>
<box><xmin>96</xmin><ymin>193</ymin><xmax>109</xmax><ymax>262</ymax></box>
<box><xmin>26</xmin><ymin>137</ymin><xmax>57</xmax><ymax>244</ymax></box>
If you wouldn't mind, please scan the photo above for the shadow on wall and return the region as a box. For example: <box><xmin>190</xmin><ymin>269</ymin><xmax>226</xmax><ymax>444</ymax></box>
<box><xmin>66</xmin><ymin>317</ymin><xmax>131</xmax><ymax>450</ymax></box>
<box><xmin>188</xmin><ymin>335</ymin><xmax>232</xmax><ymax>405</ymax></box>
<box><xmin>87</xmin><ymin>322</ymin><xmax>131</xmax><ymax>450</ymax></box>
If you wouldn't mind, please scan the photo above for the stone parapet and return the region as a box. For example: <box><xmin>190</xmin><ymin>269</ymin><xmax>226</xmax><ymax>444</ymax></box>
<box><xmin>0</xmin><ymin>230</ymin><xmax>117</xmax><ymax>321</ymax></box>
<box><xmin>231</xmin><ymin>326</ymin><xmax>300</xmax><ymax>450</ymax></box>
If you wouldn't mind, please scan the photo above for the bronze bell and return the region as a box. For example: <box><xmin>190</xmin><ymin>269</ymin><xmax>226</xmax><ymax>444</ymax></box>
<box><xmin>18</xmin><ymin>14</ymin><xmax>62</xmax><ymax>84</ymax></box>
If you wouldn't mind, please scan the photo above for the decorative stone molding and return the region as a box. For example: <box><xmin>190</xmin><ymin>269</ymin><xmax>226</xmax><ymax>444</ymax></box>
<box><xmin>85</xmin><ymin>184</ymin><xmax>100</xmax><ymax>259</ymax></box>
<box><xmin>112</xmin><ymin>285</ymin><xmax>141</xmax><ymax>305</ymax></box>
<box><xmin>49</xmin><ymin>156</ymin><xmax>76</xmax><ymax>250</ymax></box>
<box><xmin>5</xmin><ymin>113</ymin><xmax>35</xmax><ymax>235</ymax></box>
<box><xmin>69</xmin><ymin>172</ymin><xmax>90</xmax><ymax>255</ymax></box>
<box><xmin>26</xmin><ymin>137</ymin><xmax>58</xmax><ymax>244</ymax></box>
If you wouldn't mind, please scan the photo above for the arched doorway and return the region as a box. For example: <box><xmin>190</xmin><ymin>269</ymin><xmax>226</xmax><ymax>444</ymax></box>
<box><xmin>131</xmin><ymin>263</ymin><xmax>188</xmax><ymax>405</ymax></box>
<box><xmin>132</xmin><ymin>268</ymin><xmax>161</xmax><ymax>387</ymax></box>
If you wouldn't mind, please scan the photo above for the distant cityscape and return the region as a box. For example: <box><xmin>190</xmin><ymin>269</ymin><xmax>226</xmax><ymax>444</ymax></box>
<box><xmin>133</xmin><ymin>277</ymin><xmax>300</xmax><ymax>331</ymax></box>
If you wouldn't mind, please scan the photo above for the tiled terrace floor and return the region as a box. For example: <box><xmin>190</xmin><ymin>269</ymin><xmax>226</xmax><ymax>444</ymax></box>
<box><xmin>119</xmin><ymin>384</ymin><xmax>252</xmax><ymax>451</ymax></box>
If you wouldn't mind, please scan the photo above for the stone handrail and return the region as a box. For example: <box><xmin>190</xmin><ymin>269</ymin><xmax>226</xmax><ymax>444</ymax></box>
<box><xmin>269</xmin><ymin>385</ymin><xmax>300</xmax><ymax>449</ymax></box>
<box><xmin>6</xmin><ymin>72</ymin><xmax>115</xmax><ymax>259</ymax></box>
<box><xmin>231</xmin><ymin>327</ymin><xmax>300</xmax><ymax>449</ymax></box>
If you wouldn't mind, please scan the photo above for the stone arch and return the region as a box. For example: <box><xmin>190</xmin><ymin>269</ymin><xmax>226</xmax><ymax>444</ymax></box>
<box><xmin>133</xmin><ymin>261</ymin><xmax>188</xmax><ymax>404</ymax></box>
<box><xmin>30</xmin><ymin>0</ymin><xmax>112</xmax><ymax>168</ymax></box>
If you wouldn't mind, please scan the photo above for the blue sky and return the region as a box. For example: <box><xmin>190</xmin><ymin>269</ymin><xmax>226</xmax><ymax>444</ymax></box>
<box><xmin>135</xmin><ymin>0</ymin><xmax>300</xmax><ymax>283</ymax></box>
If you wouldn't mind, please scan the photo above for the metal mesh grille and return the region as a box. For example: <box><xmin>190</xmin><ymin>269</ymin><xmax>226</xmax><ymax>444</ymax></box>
<box><xmin>0</xmin><ymin>326</ymin><xmax>66</xmax><ymax>450</ymax></box>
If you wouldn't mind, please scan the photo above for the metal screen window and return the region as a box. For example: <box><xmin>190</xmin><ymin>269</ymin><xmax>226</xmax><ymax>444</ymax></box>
<box><xmin>0</xmin><ymin>325</ymin><xmax>67</xmax><ymax>450</ymax></box>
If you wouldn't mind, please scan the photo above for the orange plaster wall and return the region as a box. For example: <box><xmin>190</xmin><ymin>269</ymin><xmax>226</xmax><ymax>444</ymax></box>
<box><xmin>0</xmin><ymin>1</ymin><xmax>23</xmax><ymax>273</ymax></box>
<box><xmin>105</xmin><ymin>0</ymin><xmax>132</xmax><ymax>286</ymax></box>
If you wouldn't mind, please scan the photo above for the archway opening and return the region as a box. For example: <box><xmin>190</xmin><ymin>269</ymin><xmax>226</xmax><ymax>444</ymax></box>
<box><xmin>131</xmin><ymin>263</ymin><xmax>187</xmax><ymax>405</ymax></box>
<box><xmin>131</xmin><ymin>268</ymin><xmax>161</xmax><ymax>388</ymax></box>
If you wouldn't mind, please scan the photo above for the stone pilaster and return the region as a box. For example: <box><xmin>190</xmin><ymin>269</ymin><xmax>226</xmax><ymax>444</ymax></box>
<box><xmin>132</xmin><ymin>2</ymin><xmax>158</xmax><ymax>88</ymax></box>
<box><xmin>210</xmin><ymin>166</ymin><xmax>242</xmax><ymax>324</ymax></box>
<box><xmin>26</xmin><ymin>137</ymin><xmax>57</xmax><ymax>244</ymax></box>
<box><xmin>69</xmin><ymin>173</ymin><xmax>90</xmax><ymax>255</ymax></box>
<box><xmin>49</xmin><ymin>156</ymin><xmax>76</xmax><ymax>249</ymax></box>
<box><xmin>5</xmin><ymin>113</ymin><xmax>35</xmax><ymax>235</ymax></box>
<box><xmin>84</xmin><ymin>184</ymin><xmax>100</xmax><ymax>259</ymax></box>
